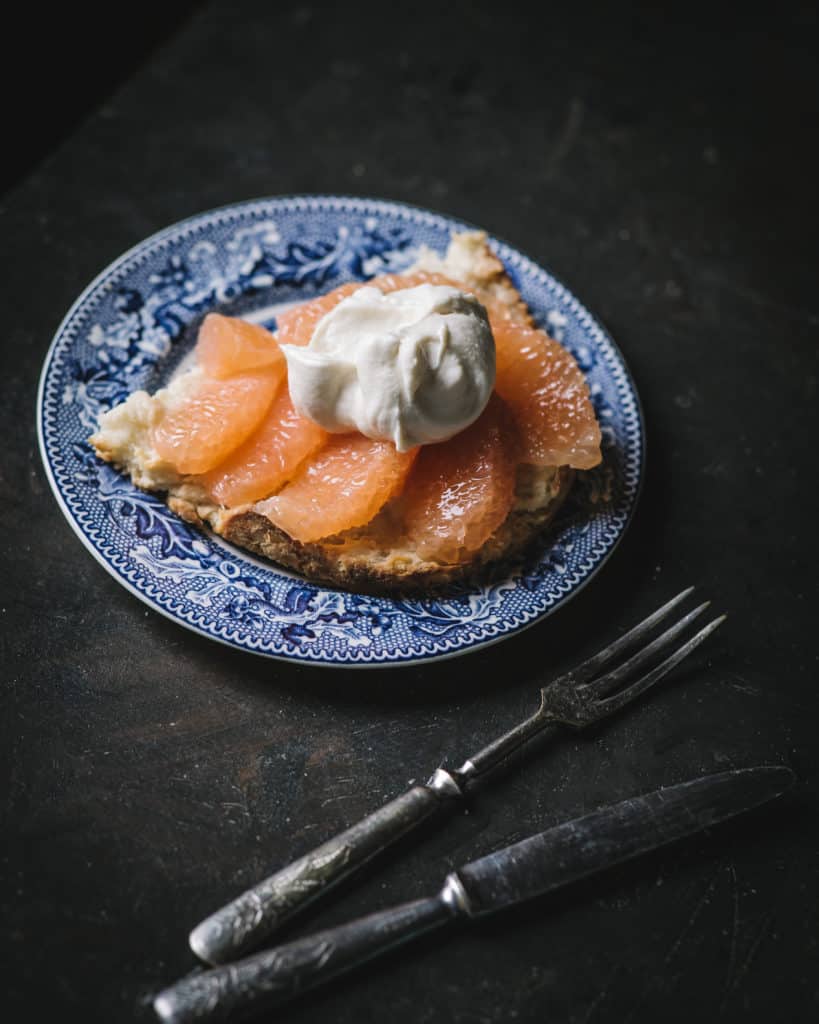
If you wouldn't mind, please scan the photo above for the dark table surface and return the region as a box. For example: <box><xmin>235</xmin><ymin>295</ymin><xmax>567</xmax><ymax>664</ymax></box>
<box><xmin>3</xmin><ymin>3</ymin><xmax>818</xmax><ymax>1022</ymax></box>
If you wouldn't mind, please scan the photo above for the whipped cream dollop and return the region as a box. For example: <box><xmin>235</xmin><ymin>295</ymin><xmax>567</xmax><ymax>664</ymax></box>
<box><xmin>281</xmin><ymin>284</ymin><xmax>495</xmax><ymax>450</ymax></box>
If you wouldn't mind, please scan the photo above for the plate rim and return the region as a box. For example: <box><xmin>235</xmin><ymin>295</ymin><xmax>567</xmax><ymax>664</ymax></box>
<box><xmin>36</xmin><ymin>193</ymin><xmax>645</xmax><ymax>668</ymax></box>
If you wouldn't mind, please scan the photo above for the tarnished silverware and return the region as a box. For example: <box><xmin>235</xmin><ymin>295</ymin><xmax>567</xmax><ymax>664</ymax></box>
<box><xmin>157</xmin><ymin>765</ymin><xmax>792</xmax><ymax>1023</ymax></box>
<box><xmin>190</xmin><ymin>587</ymin><xmax>724</xmax><ymax>965</ymax></box>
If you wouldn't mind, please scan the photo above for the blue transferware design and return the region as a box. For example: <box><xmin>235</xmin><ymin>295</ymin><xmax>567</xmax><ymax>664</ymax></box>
<box><xmin>37</xmin><ymin>196</ymin><xmax>643</xmax><ymax>666</ymax></box>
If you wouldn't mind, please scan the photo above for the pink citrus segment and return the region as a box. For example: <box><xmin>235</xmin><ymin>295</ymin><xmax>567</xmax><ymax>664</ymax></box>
<box><xmin>200</xmin><ymin>388</ymin><xmax>328</xmax><ymax>507</ymax></box>
<box><xmin>257</xmin><ymin>434</ymin><xmax>418</xmax><ymax>543</ymax></box>
<box><xmin>153</xmin><ymin>368</ymin><xmax>281</xmax><ymax>474</ymax></box>
<box><xmin>275</xmin><ymin>272</ymin><xmax>461</xmax><ymax>348</ymax></box>
<box><xmin>491</xmin><ymin>317</ymin><xmax>602</xmax><ymax>469</ymax></box>
<box><xmin>373</xmin><ymin>270</ymin><xmax>460</xmax><ymax>293</ymax></box>
<box><xmin>399</xmin><ymin>393</ymin><xmax>519</xmax><ymax>564</ymax></box>
<box><xmin>196</xmin><ymin>313</ymin><xmax>285</xmax><ymax>379</ymax></box>
<box><xmin>275</xmin><ymin>283</ymin><xmax>363</xmax><ymax>348</ymax></box>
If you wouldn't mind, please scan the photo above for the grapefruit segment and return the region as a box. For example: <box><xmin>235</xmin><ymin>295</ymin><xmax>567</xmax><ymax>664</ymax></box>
<box><xmin>200</xmin><ymin>387</ymin><xmax>328</xmax><ymax>507</ymax></box>
<box><xmin>491</xmin><ymin>318</ymin><xmax>602</xmax><ymax>469</ymax></box>
<box><xmin>399</xmin><ymin>393</ymin><xmax>519</xmax><ymax>564</ymax></box>
<box><xmin>275</xmin><ymin>283</ymin><xmax>362</xmax><ymax>348</ymax></box>
<box><xmin>258</xmin><ymin>435</ymin><xmax>417</xmax><ymax>543</ymax></box>
<box><xmin>153</xmin><ymin>368</ymin><xmax>281</xmax><ymax>474</ymax></box>
<box><xmin>196</xmin><ymin>313</ymin><xmax>284</xmax><ymax>379</ymax></box>
<box><xmin>374</xmin><ymin>270</ymin><xmax>460</xmax><ymax>293</ymax></box>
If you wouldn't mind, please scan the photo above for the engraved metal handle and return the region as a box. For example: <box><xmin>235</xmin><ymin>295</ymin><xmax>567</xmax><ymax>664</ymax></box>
<box><xmin>189</xmin><ymin>771</ymin><xmax>463</xmax><ymax>965</ymax></box>
<box><xmin>159</xmin><ymin>878</ymin><xmax>467</xmax><ymax>1023</ymax></box>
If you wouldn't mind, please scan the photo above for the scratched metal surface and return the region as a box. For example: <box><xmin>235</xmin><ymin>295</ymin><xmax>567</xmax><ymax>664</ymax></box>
<box><xmin>2</xmin><ymin>2</ymin><xmax>818</xmax><ymax>1022</ymax></box>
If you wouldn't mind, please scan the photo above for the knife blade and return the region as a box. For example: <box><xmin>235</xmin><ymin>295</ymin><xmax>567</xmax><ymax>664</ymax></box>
<box><xmin>154</xmin><ymin>765</ymin><xmax>793</xmax><ymax>1024</ymax></box>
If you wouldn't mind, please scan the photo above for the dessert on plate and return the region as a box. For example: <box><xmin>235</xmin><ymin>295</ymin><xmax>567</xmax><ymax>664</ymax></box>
<box><xmin>90</xmin><ymin>232</ymin><xmax>601</xmax><ymax>592</ymax></box>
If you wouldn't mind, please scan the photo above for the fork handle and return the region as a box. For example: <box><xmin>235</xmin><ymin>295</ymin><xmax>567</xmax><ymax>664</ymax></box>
<box><xmin>159</xmin><ymin>885</ymin><xmax>462</xmax><ymax>1023</ymax></box>
<box><xmin>189</xmin><ymin>771</ymin><xmax>463</xmax><ymax>965</ymax></box>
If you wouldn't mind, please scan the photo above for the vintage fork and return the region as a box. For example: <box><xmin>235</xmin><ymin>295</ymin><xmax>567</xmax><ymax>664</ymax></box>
<box><xmin>190</xmin><ymin>587</ymin><xmax>724</xmax><ymax>965</ymax></box>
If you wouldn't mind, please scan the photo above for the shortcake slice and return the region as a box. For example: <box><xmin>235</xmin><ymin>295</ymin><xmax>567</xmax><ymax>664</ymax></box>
<box><xmin>91</xmin><ymin>233</ymin><xmax>601</xmax><ymax>592</ymax></box>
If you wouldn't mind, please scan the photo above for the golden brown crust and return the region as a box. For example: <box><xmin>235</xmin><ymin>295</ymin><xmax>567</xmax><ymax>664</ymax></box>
<box><xmin>413</xmin><ymin>231</ymin><xmax>535</xmax><ymax>328</ymax></box>
<box><xmin>194</xmin><ymin>466</ymin><xmax>573</xmax><ymax>594</ymax></box>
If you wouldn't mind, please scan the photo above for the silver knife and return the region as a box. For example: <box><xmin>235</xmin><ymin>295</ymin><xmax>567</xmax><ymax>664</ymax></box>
<box><xmin>154</xmin><ymin>765</ymin><xmax>793</xmax><ymax>1024</ymax></box>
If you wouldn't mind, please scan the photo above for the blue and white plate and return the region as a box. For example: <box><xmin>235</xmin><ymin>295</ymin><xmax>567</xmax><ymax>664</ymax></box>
<box><xmin>37</xmin><ymin>196</ymin><xmax>643</xmax><ymax>667</ymax></box>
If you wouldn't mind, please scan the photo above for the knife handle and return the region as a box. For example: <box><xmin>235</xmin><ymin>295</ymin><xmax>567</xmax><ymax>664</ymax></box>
<box><xmin>158</xmin><ymin>883</ymin><xmax>465</xmax><ymax>1024</ymax></box>
<box><xmin>189</xmin><ymin>770</ymin><xmax>464</xmax><ymax>965</ymax></box>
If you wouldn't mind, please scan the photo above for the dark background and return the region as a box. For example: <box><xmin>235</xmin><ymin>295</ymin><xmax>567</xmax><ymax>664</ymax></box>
<box><xmin>2</xmin><ymin>2</ymin><xmax>817</xmax><ymax>1022</ymax></box>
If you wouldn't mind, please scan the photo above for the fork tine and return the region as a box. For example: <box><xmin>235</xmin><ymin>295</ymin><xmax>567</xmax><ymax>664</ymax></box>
<box><xmin>581</xmin><ymin>601</ymin><xmax>711</xmax><ymax>699</ymax></box>
<box><xmin>591</xmin><ymin>616</ymin><xmax>727</xmax><ymax>719</ymax></box>
<box><xmin>568</xmin><ymin>586</ymin><xmax>696</xmax><ymax>686</ymax></box>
